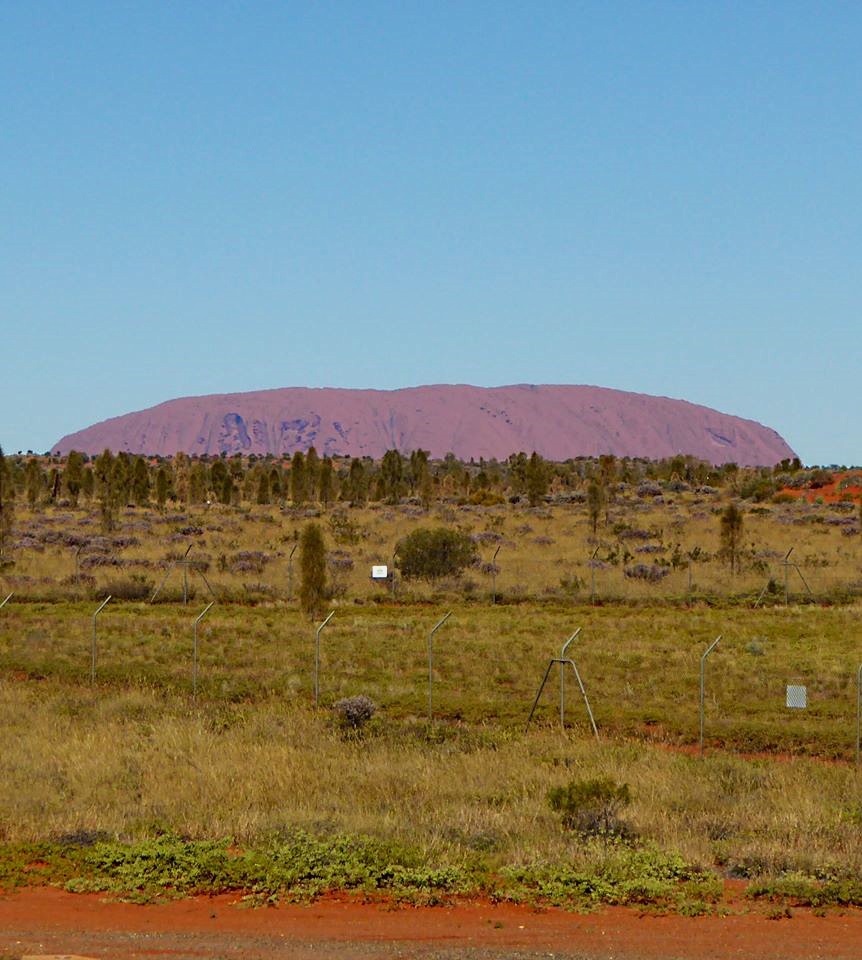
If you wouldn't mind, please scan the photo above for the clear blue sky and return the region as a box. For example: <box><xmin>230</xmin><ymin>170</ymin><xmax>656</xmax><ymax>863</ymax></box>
<box><xmin>1</xmin><ymin>2</ymin><xmax>859</xmax><ymax>465</ymax></box>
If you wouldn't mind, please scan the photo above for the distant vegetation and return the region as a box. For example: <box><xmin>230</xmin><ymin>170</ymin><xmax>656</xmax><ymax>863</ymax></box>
<box><xmin>0</xmin><ymin>446</ymin><xmax>859</xmax><ymax>605</ymax></box>
<box><xmin>1</xmin><ymin>444</ymin><xmax>861</xmax><ymax>913</ymax></box>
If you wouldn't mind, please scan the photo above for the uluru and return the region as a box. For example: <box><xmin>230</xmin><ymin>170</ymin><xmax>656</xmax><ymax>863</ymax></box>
<box><xmin>53</xmin><ymin>384</ymin><xmax>796</xmax><ymax>466</ymax></box>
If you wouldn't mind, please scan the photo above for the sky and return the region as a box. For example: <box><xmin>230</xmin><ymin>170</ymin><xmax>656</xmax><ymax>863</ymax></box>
<box><xmin>1</xmin><ymin>2</ymin><xmax>859</xmax><ymax>465</ymax></box>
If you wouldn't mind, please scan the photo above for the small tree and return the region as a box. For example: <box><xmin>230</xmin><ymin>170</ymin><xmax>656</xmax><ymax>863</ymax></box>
<box><xmin>305</xmin><ymin>446</ymin><xmax>320</xmax><ymax>502</ymax></box>
<box><xmin>269</xmin><ymin>466</ymin><xmax>284</xmax><ymax>503</ymax></box>
<box><xmin>81</xmin><ymin>466</ymin><xmax>94</xmax><ymax>501</ymax></box>
<box><xmin>345</xmin><ymin>457</ymin><xmax>367</xmax><ymax>507</ymax></box>
<box><xmin>256</xmin><ymin>469</ymin><xmax>271</xmax><ymax>505</ymax></box>
<box><xmin>220</xmin><ymin>473</ymin><xmax>234</xmax><ymax>506</ymax></box>
<box><xmin>131</xmin><ymin>456</ymin><xmax>150</xmax><ymax>506</ymax></box>
<box><xmin>63</xmin><ymin>450</ymin><xmax>85</xmax><ymax>506</ymax></box>
<box><xmin>319</xmin><ymin>456</ymin><xmax>334</xmax><ymax>507</ymax></box>
<box><xmin>379</xmin><ymin>449</ymin><xmax>404</xmax><ymax>504</ymax></box>
<box><xmin>587</xmin><ymin>479</ymin><xmax>606</xmax><ymax>535</ymax></box>
<box><xmin>394</xmin><ymin>527</ymin><xmax>478</xmax><ymax>580</ymax></box>
<box><xmin>525</xmin><ymin>452</ymin><xmax>549</xmax><ymax>506</ymax></box>
<box><xmin>210</xmin><ymin>459</ymin><xmax>228</xmax><ymax>500</ymax></box>
<box><xmin>173</xmin><ymin>451</ymin><xmax>190</xmax><ymax>504</ymax></box>
<box><xmin>24</xmin><ymin>458</ymin><xmax>44</xmax><ymax>507</ymax></box>
<box><xmin>155</xmin><ymin>466</ymin><xmax>170</xmax><ymax>511</ymax></box>
<box><xmin>719</xmin><ymin>501</ymin><xmax>744</xmax><ymax>575</ymax></box>
<box><xmin>94</xmin><ymin>449</ymin><xmax>119</xmax><ymax>532</ymax></box>
<box><xmin>291</xmin><ymin>451</ymin><xmax>307</xmax><ymax>505</ymax></box>
<box><xmin>299</xmin><ymin>521</ymin><xmax>328</xmax><ymax>618</ymax></box>
<box><xmin>189</xmin><ymin>463</ymin><xmax>208</xmax><ymax>503</ymax></box>
<box><xmin>112</xmin><ymin>453</ymin><xmax>131</xmax><ymax>506</ymax></box>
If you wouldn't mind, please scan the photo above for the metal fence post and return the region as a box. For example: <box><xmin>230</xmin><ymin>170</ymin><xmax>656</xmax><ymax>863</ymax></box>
<box><xmin>192</xmin><ymin>601</ymin><xmax>215</xmax><ymax>699</ymax></box>
<box><xmin>491</xmin><ymin>545</ymin><xmax>501</xmax><ymax>604</ymax></box>
<box><xmin>560</xmin><ymin>629</ymin><xmax>581</xmax><ymax>727</ymax></box>
<box><xmin>287</xmin><ymin>544</ymin><xmax>297</xmax><ymax>602</ymax></box>
<box><xmin>428</xmin><ymin>612</ymin><xmax>452</xmax><ymax>723</ymax></box>
<box><xmin>91</xmin><ymin>595</ymin><xmax>111</xmax><ymax>684</ymax></box>
<box><xmin>699</xmin><ymin>635</ymin><xmax>721</xmax><ymax>755</ymax></box>
<box><xmin>314</xmin><ymin>611</ymin><xmax>335</xmax><ymax>706</ymax></box>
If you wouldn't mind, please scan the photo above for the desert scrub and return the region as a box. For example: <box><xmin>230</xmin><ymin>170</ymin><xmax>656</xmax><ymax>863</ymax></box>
<box><xmin>62</xmin><ymin>832</ymin><xmax>466</xmax><ymax>901</ymax></box>
<box><xmin>746</xmin><ymin>873</ymin><xmax>862</xmax><ymax>908</ymax></box>
<box><xmin>547</xmin><ymin>777</ymin><xmax>632</xmax><ymax>837</ymax></box>
<box><xmin>332</xmin><ymin>694</ymin><xmax>377</xmax><ymax>732</ymax></box>
<box><xmin>0</xmin><ymin>832</ymin><xmax>717</xmax><ymax>909</ymax></box>
<box><xmin>498</xmin><ymin>840</ymin><xmax>717</xmax><ymax>908</ymax></box>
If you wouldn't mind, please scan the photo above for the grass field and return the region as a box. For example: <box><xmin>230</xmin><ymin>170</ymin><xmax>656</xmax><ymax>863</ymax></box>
<box><xmin>1</xmin><ymin>601</ymin><xmax>860</xmax><ymax>755</ymax></box>
<box><xmin>1</xmin><ymin>677</ymin><xmax>861</xmax><ymax>910</ymax></box>
<box><xmin>1</xmin><ymin>487</ymin><xmax>861</xmax><ymax>911</ymax></box>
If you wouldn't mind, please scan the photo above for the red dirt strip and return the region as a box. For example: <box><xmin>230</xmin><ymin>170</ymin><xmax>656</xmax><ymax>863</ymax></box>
<box><xmin>2</xmin><ymin>888</ymin><xmax>862</xmax><ymax>960</ymax></box>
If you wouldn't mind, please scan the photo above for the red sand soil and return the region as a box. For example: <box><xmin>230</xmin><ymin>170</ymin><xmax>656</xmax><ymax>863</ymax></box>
<box><xmin>779</xmin><ymin>471</ymin><xmax>862</xmax><ymax>504</ymax></box>
<box><xmin>2</xmin><ymin>887</ymin><xmax>862</xmax><ymax>960</ymax></box>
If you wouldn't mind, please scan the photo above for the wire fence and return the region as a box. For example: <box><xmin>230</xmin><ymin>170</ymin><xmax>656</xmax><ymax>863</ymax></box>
<box><xmin>1</xmin><ymin>600</ymin><xmax>860</xmax><ymax>762</ymax></box>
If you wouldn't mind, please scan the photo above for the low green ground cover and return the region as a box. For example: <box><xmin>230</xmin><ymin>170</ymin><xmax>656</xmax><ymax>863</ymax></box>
<box><xmin>1</xmin><ymin>679</ymin><xmax>860</xmax><ymax>911</ymax></box>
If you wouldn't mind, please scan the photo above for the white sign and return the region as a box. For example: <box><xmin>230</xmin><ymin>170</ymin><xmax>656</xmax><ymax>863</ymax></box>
<box><xmin>371</xmin><ymin>565</ymin><xmax>389</xmax><ymax>580</ymax></box>
<box><xmin>786</xmin><ymin>685</ymin><xmax>807</xmax><ymax>709</ymax></box>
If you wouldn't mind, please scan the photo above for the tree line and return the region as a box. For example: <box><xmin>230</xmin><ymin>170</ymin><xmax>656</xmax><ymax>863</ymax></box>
<box><xmin>1</xmin><ymin>447</ymin><xmax>773</xmax><ymax>522</ymax></box>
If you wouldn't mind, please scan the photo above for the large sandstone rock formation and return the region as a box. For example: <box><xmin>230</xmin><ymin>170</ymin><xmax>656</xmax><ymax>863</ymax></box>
<box><xmin>54</xmin><ymin>384</ymin><xmax>795</xmax><ymax>466</ymax></box>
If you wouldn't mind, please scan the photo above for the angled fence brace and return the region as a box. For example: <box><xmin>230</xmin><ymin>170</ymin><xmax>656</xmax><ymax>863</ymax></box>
<box><xmin>91</xmin><ymin>595</ymin><xmax>112</xmax><ymax>685</ymax></box>
<box><xmin>527</xmin><ymin>628</ymin><xmax>599</xmax><ymax>740</ymax></box>
<box><xmin>152</xmin><ymin>544</ymin><xmax>217</xmax><ymax>605</ymax></box>
<box><xmin>699</xmin><ymin>635</ymin><xmax>721</xmax><ymax>755</ymax></box>
<box><xmin>754</xmin><ymin>549</ymin><xmax>814</xmax><ymax>608</ymax></box>
<box><xmin>427</xmin><ymin>611</ymin><xmax>452</xmax><ymax>723</ymax></box>
<box><xmin>490</xmin><ymin>546</ymin><xmax>501</xmax><ymax>604</ymax></box>
<box><xmin>192</xmin><ymin>601</ymin><xmax>215</xmax><ymax>699</ymax></box>
<box><xmin>314</xmin><ymin>611</ymin><xmax>335</xmax><ymax>707</ymax></box>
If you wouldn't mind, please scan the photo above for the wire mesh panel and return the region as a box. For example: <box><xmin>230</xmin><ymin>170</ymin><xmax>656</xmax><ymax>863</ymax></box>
<box><xmin>786</xmin><ymin>684</ymin><xmax>808</xmax><ymax>709</ymax></box>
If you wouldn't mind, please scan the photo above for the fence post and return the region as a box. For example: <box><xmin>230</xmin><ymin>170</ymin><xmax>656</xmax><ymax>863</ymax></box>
<box><xmin>91</xmin><ymin>596</ymin><xmax>112</xmax><ymax>685</ymax></box>
<box><xmin>589</xmin><ymin>547</ymin><xmax>599</xmax><ymax>604</ymax></box>
<box><xmin>0</xmin><ymin>593</ymin><xmax>12</xmax><ymax>609</ymax></box>
<box><xmin>699</xmin><ymin>635</ymin><xmax>721</xmax><ymax>755</ymax></box>
<box><xmin>428</xmin><ymin>612</ymin><xmax>452</xmax><ymax>723</ymax></box>
<box><xmin>560</xmin><ymin>629</ymin><xmax>581</xmax><ymax>727</ymax></box>
<box><xmin>287</xmin><ymin>544</ymin><xmax>297</xmax><ymax>602</ymax></box>
<box><xmin>491</xmin><ymin>545</ymin><xmax>501</xmax><ymax>604</ymax></box>
<box><xmin>314</xmin><ymin>611</ymin><xmax>335</xmax><ymax>706</ymax></box>
<box><xmin>193</xmin><ymin>601</ymin><xmax>215</xmax><ymax>699</ymax></box>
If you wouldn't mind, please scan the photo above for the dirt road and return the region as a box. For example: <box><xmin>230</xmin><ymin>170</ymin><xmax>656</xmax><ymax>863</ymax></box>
<box><xmin>1</xmin><ymin>888</ymin><xmax>861</xmax><ymax>960</ymax></box>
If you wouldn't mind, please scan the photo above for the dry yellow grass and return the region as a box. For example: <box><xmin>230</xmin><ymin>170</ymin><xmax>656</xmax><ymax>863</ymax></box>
<box><xmin>1</xmin><ymin>677</ymin><xmax>860</xmax><ymax>885</ymax></box>
<box><xmin>3</xmin><ymin>486</ymin><xmax>860</xmax><ymax>605</ymax></box>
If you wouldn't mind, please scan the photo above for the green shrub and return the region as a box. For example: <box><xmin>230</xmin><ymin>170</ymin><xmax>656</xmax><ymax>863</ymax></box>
<box><xmin>547</xmin><ymin>777</ymin><xmax>632</xmax><ymax>837</ymax></box>
<box><xmin>394</xmin><ymin>527</ymin><xmax>478</xmax><ymax>580</ymax></box>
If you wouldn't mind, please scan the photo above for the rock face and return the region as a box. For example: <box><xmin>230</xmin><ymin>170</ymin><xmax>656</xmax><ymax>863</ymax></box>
<box><xmin>53</xmin><ymin>384</ymin><xmax>796</xmax><ymax>466</ymax></box>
